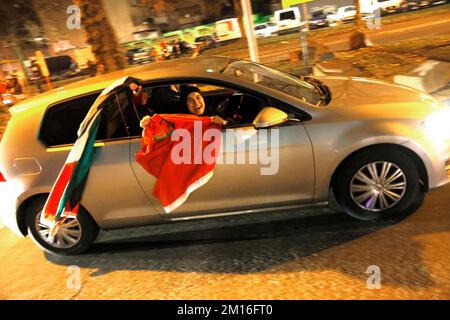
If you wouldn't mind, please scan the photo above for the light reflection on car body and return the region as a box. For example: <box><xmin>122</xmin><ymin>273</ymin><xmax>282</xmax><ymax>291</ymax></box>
<box><xmin>0</xmin><ymin>56</ymin><xmax>448</xmax><ymax>255</ymax></box>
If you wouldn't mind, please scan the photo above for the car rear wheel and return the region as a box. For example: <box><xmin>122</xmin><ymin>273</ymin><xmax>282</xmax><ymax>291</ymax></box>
<box><xmin>26</xmin><ymin>197</ymin><xmax>99</xmax><ymax>255</ymax></box>
<box><xmin>334</xmin><ymin>147</ymin><xmax>424</xmax><ymax>220</ymax></box>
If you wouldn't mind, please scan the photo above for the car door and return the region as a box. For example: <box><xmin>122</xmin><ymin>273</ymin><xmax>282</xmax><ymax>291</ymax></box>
<box><xmin>46</xmin><ymin>77</ymin><xmax>160</xmax><ymax>229</ymax></box>
<box><xmin>81</xmin><ymin>88</ymin><xmax>161</xmax><ymax>228</ymax></box>
<box><xmin>129</xmin><ymin>83</ymin><xmax>315</xmax><ymax>219</ymax></box>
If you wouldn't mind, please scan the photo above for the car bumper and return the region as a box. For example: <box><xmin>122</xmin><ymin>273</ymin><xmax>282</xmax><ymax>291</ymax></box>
<box><xmin>402</xmin><ymin>136</ymin><xmax>450</xmax><ymax>190</ymax></box>
<box><xmin>310</xmin><ymin>22</ymin><xmax>328</xmax><ymax>28</ymax></box>
<box><xmin>381</xmin><ymin>6</ymin><xmax>400</xmax><ymax>13</ymax></box>
<box><xmin>0</xmin><ymin>181</ymin><xmax>25</xmax><ymax>237</ymax></box>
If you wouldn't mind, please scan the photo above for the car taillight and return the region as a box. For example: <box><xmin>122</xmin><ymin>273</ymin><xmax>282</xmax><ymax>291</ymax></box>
<box><xmin>0</xmin><ymin>171</ymin><xmax>5</xmax><ymax>182</ymax></box>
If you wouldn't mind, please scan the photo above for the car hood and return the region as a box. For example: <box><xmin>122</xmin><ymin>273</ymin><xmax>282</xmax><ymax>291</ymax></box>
<box><xmin>319</xmin><ymin>76</ymin><xmax>442</xmax><ymax>120</ymax></box>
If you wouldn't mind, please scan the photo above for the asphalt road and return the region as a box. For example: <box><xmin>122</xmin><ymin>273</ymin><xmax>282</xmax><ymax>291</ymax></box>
<box><xmin>0</xmin><ymin>183</ymin><xmax>449</xmax><ymax>299</ymax></box>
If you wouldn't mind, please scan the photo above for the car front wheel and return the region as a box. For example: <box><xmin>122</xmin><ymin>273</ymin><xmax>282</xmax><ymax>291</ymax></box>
<box><xmin>334</xmin><ymin>147</ymin><xmax>424</xmax><ymax>220</ymax></box>
<box><xmin>26</xmin><ymin>197</ymin><xmax>99</xmax><ymax>255</ymax></box>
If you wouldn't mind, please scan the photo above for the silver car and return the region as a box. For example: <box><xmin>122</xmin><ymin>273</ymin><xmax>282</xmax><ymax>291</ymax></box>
<box><xmin>0</xmin><ymin>57</ymin><xmax>449</xmax><ymax>255</ymax></box>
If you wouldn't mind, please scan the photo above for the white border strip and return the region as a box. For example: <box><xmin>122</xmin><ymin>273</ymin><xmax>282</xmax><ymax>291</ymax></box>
<box><xmin>163</xmin><ymin>170</ymin><xmax>214</xmax><ymax>213</ymax></box>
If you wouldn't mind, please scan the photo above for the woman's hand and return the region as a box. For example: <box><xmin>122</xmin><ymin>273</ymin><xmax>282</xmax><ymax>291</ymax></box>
<box><xmin>140</xmin><ymin>115</ymin><xmax>152</xmax><ymax>128</ymax></box>
<box><xmin>210</xmin><ymin>115</ymin><xmax>228</xmax><ymax>126</ymax></box>
<box><xmin>130</xmin><ymin>83</ymin><xmax>148</xmax><ymax>105</ymax></box>
<box><xmin>129</xmin><ymin>83</ymin><xmax>141</xmax><ymax>95</ymax></box>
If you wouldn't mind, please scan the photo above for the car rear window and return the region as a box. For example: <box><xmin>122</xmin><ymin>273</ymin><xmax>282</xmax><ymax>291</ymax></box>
<box><xmin>39</xmin><ymin>93</ymin><xmax>99</xmax><ymax>147</ymax></box>
<box><xmin>39</xmin><ymin>90</ymin><xmax>136</xmax><ymax>147</ymax></box>
<box><xmin>280</xmin><ymin>11</ymin><xmax>296</xmax><ymax>20</ymax></box>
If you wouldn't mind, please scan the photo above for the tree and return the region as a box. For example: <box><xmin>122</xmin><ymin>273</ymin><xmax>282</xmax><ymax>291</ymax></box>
<box><xmin>349</xmin><ymin>0</ymin><xmax>367</xmax><ymax>50</ymax></box>
<box><xmin>354</xmin><ymin>0</ymin><xmax>363</xmax><ymax>29</ymax></box>
<box><xmin>232</xmin><ymin>0</ymin><xmax>246</xmax><ymax>39</ymax></box>
<box><xmin>76</xmin><ymin>0</ymin><xmax>126</xmax><ymax>74</ymax></box>
<box><xmin>0</xmin><ymin>1</ymin><xmax>43</xmax><ymax>81</ymax></box>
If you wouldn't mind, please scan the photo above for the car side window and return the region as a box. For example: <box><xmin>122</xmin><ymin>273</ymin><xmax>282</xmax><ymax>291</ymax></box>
<box><xmin>39</xmin><ymin>93</ymin><xmax>99</xmax><ymax>147</ymax></box>
<box><xmin>116</xmin><ymin>89</ymin><xmax>142</xmax><ymax>137</ymax></box>
<box><xmin>95</xmin><ymin>95</ymin><xmax>129</xmax><ymax>141</ymax></box>
<box><xmin>40</xmin><ymin>91</ymin><xmax>131</xmax><ymax>147</ymax></box>
<box><xmin>179</xmin><ymin>83</ymin><xmax>268</xmax><ymax>127</ymax></box>
<box><xmin>124</xmin><ymin>82</ymin><xmax>268</xmax><ymax>131</ymax></box>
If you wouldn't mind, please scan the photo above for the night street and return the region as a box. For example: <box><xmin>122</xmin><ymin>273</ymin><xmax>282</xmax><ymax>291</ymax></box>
<box><xmin>1</xmin><ymin>0</ymin><xmax>449</xmax><ymax>302</ymax></box>
<box><xmin>0</xmin><ymin>183</ymin><xmax>449</xmax><ymax>299</ymax></box>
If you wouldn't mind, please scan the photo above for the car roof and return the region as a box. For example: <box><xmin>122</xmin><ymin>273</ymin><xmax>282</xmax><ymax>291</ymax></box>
<box><xmin>11</xmin><ymin>56</ymin><xmax>232</xmax><ymax>113</ymax></box>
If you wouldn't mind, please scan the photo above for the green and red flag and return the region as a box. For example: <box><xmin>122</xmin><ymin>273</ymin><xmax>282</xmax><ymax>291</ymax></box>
<box><xmin>42</xmin><ymin>111</ymin><xmax>101</xmax><ymax>238</ymax></box>
<box><xmin>42</xmin><ymin>77</ymin><xmax>131</xmax><ymax>238</ymax></box>
<box><xmin>137</xmin><ymin>114</ymin><xmax>222</xmax><ymax>213</ymax></box>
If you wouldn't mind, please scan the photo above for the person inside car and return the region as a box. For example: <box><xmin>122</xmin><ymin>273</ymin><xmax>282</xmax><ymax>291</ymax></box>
<box><xmin>130</xmin><ymin>83</ymin><xmax>227</xmax><ymax>128</ymax></box>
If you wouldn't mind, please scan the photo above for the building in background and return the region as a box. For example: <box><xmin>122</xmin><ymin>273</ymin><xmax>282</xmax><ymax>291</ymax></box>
<box><xmin>102</xmin><ymin>0</ymin><xmax>136</xmax><ymax>43</ymax></box>
<box><xmin>129</xmin><ymin>0</ymin><xmax>230</xmax><ymax>33</ymax></box>
<box><xmin>0</xmin><ymin>0</ymin><xmax>281</xmax><ymax>69</ymax></box>
<box><xmin>31</xmin><ymin>0</ymin><xmax>88</xmax><ymax>56</ymax></box>
<box><xmin>129</xmin><ymin>0</ymin><xmax>276</xmax><ymax>34</ymax></box>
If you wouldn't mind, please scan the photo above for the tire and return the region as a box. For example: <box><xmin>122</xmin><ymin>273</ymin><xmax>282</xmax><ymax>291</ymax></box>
<box><xmin>26</xmin><ymin>197</ymin><xmax>99</xmax><ymax>255</ymax></box>
<box><xmin>334</xmin><ymin>147</ymin><xmax>424</xmax><ymax>221</ymax></box>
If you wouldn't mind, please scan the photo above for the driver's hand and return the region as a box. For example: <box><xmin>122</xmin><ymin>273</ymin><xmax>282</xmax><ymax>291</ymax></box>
<box><xmin>210</xmin><ymin>115</ymin><xmax>228</xmax><ymax>126</ymax></box>
<box><xmin>140</xmin><ymin>115</ymin><xmax>152</xmax><ymax>128</ymax></box>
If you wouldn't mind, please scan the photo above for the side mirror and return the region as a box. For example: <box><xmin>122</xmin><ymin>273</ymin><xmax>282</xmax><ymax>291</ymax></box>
<box><xmin>253</xmin><ymin>107</ymin><xmax>291</xmax><ymax>129</ymax></box>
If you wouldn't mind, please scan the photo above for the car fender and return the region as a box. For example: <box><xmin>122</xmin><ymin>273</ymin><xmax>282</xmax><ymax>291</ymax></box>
<box><xmin>305</xmin><ymin>120</ymin><xmax>427</xmax><ymax>201</ymax></box>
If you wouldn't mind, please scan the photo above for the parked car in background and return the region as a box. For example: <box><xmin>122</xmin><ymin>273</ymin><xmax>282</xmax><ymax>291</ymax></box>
<box><xmin>214</xmin><ymin>18</ymin><xmax>242</xmax><ymax>43</ymax></box>
<box><xmin>44</xmin><ymin>55</ymin><xmax>82</xmax><ymax>82</ymax></box>
<box><xmin>327</xmin><ymin>6</ymin><xmax>357</xmax><ymax>24</ymax></box>
<box><xmin>125</xmin><ymin>47</ymin><xmax>156</xmax><ymax>65</ymax></box>
<box><xmin>399</xmin><ymin>0</ymin><xmax>430</xmax><ymax>11</ymax></box>
<box><xmin>1</xmin><ymin>57</ymin><xmax>449</xmax><ymax>255</ymax></box>
<box><xmin>178</xmin><ymin>40</ymin><xmax>196</xmax><ymax>55</ymax></box>
<box><xmin>194</xmin><ymin>35</ymin><xmax>219</xmax><ymax>52</ymax></box>
<box><xmin>377</xmin><ymin>0</ymin><xmax>402</xmax><ymax>14</ymax></box>
<box><xmin>125</xmin><ymin>48</ymin><xmax>140</xmax><ymax>65</ymax></box>
<box><xmin>429</xmin><ymin>0</ymin><xmax>447</xmax><ymax>5</ymax></box>
<box><xmin>309</xmin><ymin>10</ymin><xmax>330</xmax><ymax>29</ymax></box>
<box><xmin>254</xmin><ymin>22</ymin><xmax>279</xmax><ymax>37</ymax></box>
<box><xmin>273</xmin><ymin>7</ymin><xmax>306</xmax><ymax>34</ymax></box>
<box><xmin>131</xmin><ymin>47</ymin><xmax>155</xmax><ymax>65</ymax></box>
<box><xmin>1</xmin><ymin>92</ymin><xmax>16</xmax><ymax>108</ymax></box>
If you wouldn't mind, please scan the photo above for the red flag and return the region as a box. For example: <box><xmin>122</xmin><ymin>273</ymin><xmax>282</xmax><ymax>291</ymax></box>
<box><xmin>136</xmin><ymin>114</ymin><xmax>222</xmax><ymax>213</ymax></box>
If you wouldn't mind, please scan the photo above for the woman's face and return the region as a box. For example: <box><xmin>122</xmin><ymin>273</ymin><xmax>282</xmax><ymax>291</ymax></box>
<box><xmin>186</xmin><ymin>91</ymin><xmax>205</xmax><ymax>116</ymax></box>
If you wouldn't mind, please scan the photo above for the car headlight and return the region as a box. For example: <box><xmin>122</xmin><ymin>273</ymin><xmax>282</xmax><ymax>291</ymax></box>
<box><xmin>423</xmin><ymin>108</ymin><xmax>450</xmax><ymax>140</ymax></box>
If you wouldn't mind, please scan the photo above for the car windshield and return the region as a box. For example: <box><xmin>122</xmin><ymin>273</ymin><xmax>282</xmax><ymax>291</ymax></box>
<box><xmin>222</xmin><ymin>60</ymin><xmax>324</xmax><ymax>106</ymax></box>
<box><xmin>195</xmin><ymin>36</ymin><xmax>209</xmax><ymax>42</ymax></box>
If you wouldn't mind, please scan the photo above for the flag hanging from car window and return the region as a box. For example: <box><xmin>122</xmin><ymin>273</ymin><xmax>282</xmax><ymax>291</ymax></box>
<box><xmin>41</xmin><ymin>76</ymin><xmax>133</xmax><ymax>239</ymax></box>
<box><xmin>41</xmin><ymin>110</ymin><xmax>101</xmax><ymax>239</ymax></box>
<box><xmin>136</xmin><ymin>114</ymin><xmax>222</xmax><ymax>213</ymax></box>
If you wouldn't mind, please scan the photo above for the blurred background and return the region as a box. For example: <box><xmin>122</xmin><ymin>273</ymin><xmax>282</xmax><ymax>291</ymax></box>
<box><xmin>0</xmin><ymin>0</ymin><xmax>449</xmax><ymax>300</ymax></box>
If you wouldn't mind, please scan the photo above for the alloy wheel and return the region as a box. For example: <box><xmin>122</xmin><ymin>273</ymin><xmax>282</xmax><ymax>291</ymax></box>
<box><xmin>34</xmin><ymin>211</ymin><xmax>82</xmax><ymax>249</ymax></box>
<box><xmin>350</xmin><ymin>161</ymin><xmax>407</xmax><ymax>212</ymax></box>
